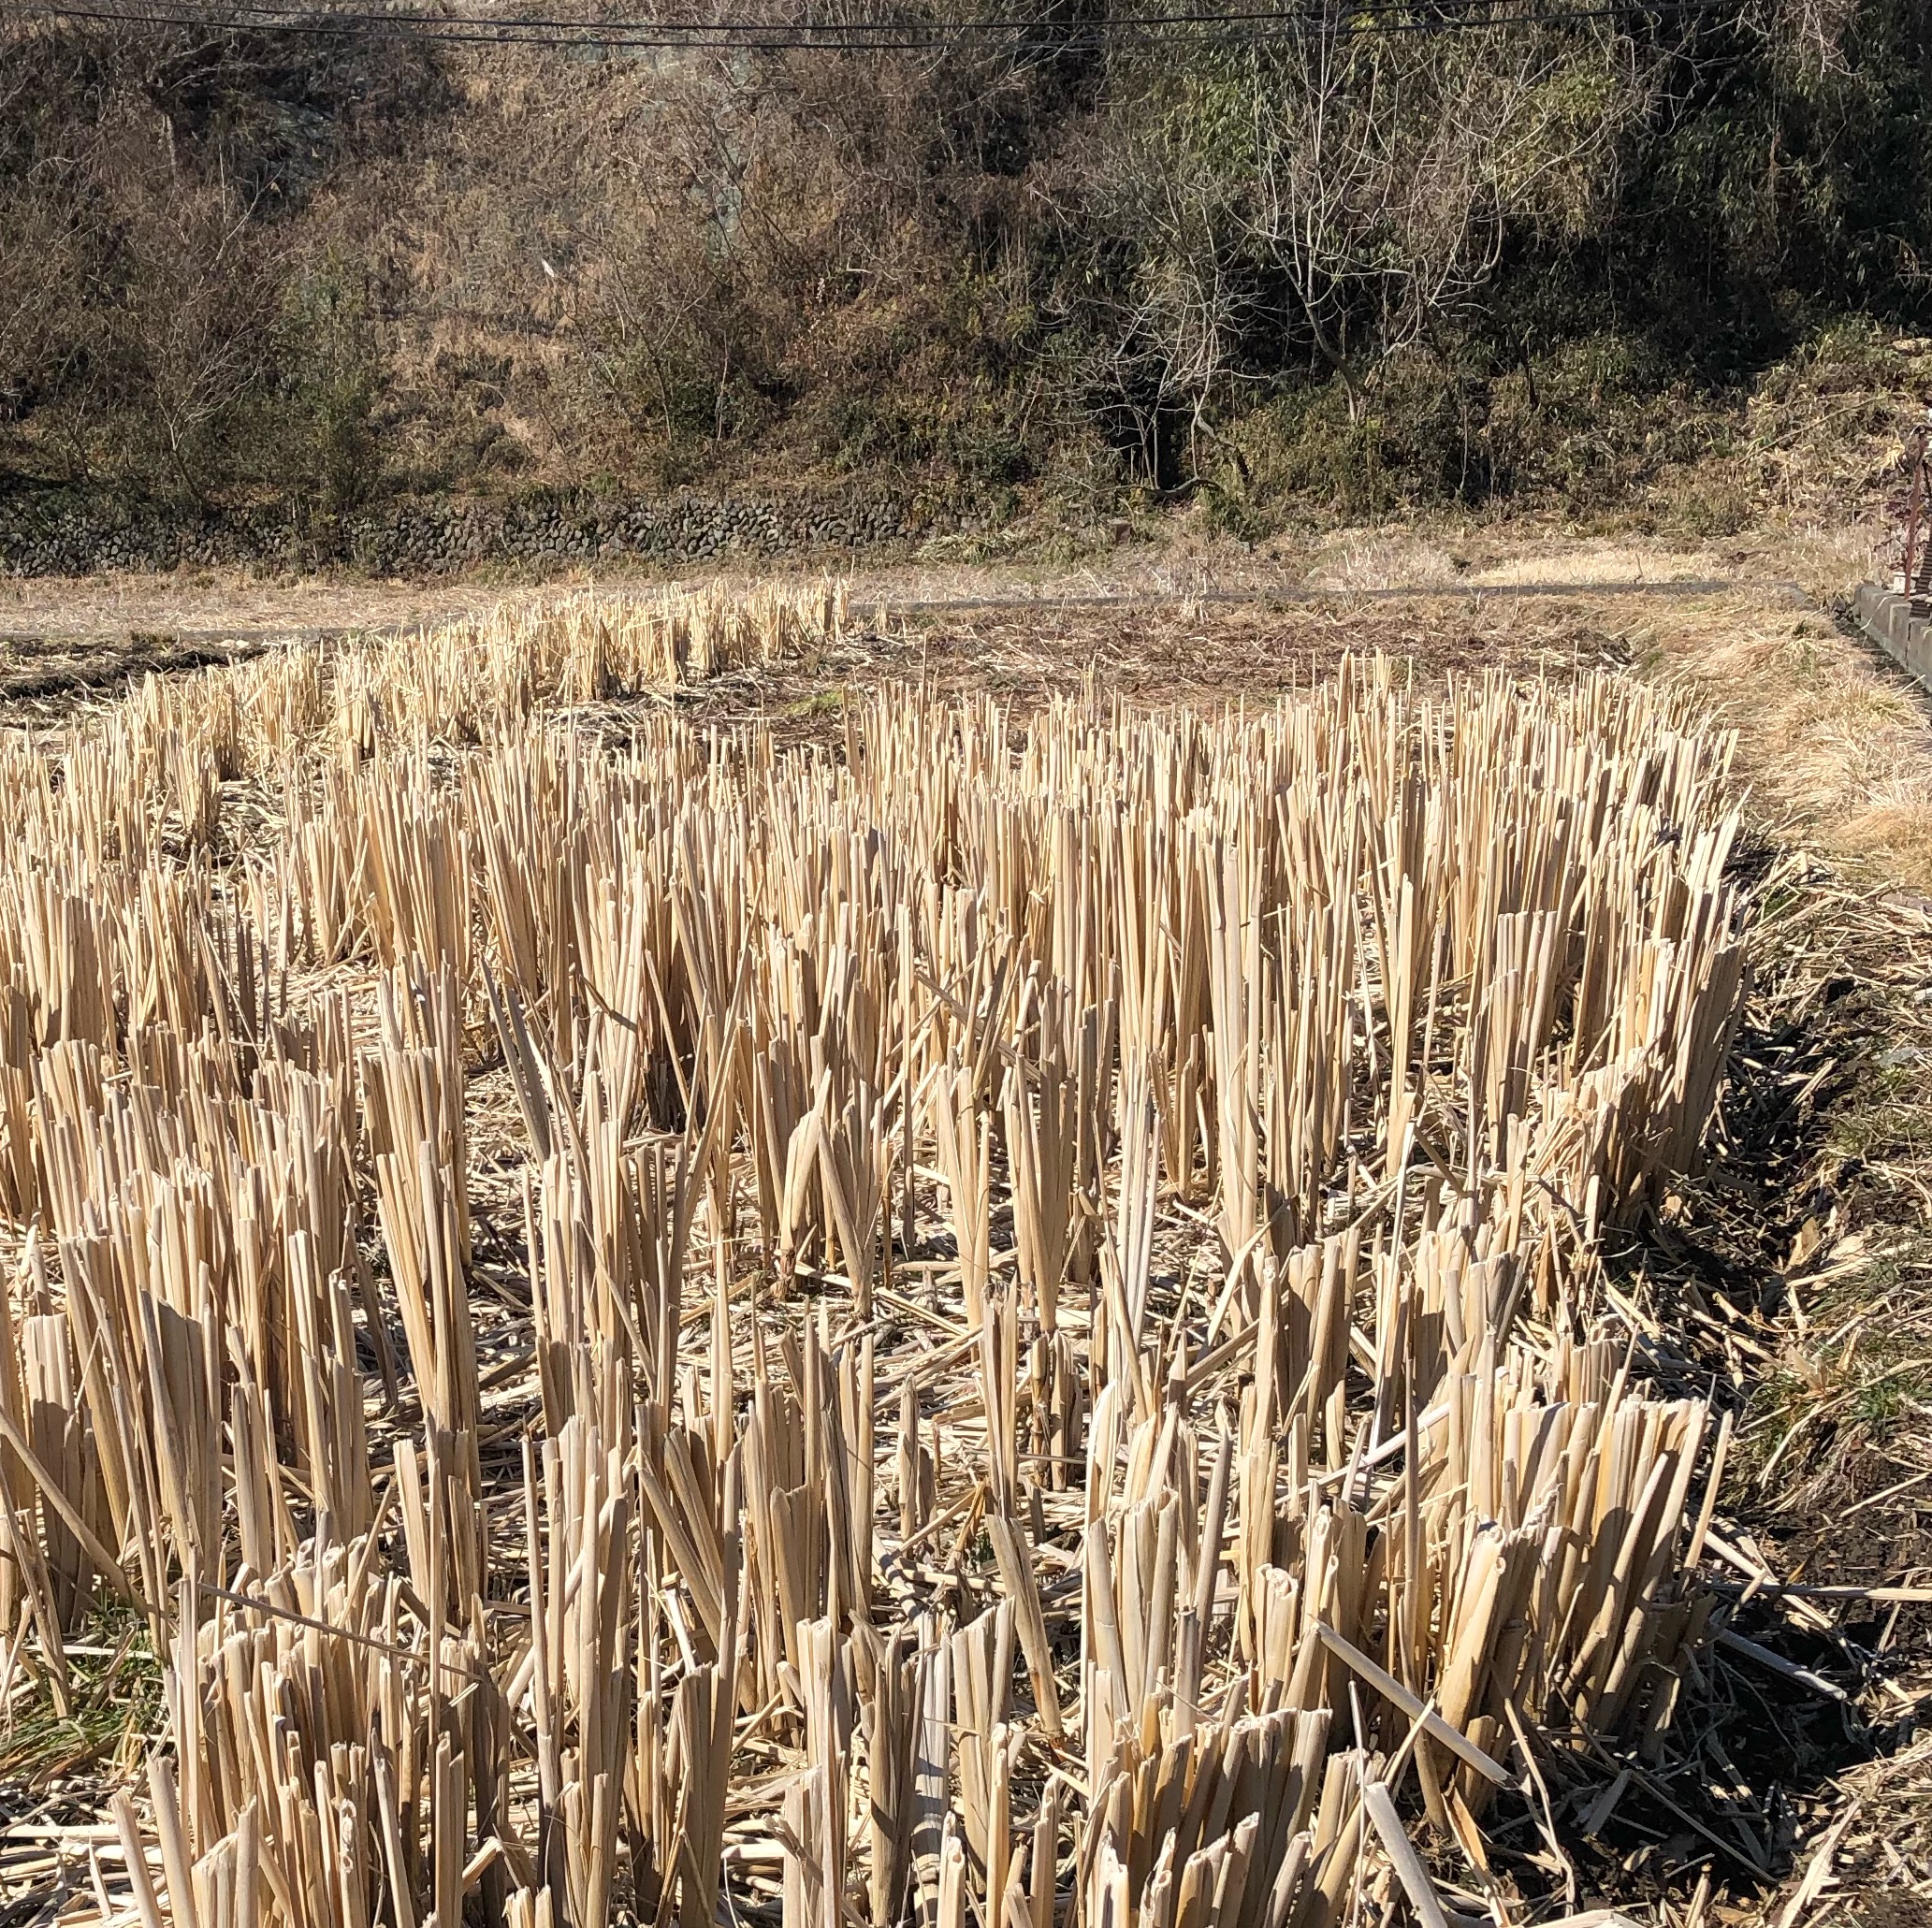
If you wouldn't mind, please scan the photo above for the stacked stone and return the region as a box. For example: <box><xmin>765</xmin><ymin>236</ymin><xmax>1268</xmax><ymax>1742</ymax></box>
<box><xmin>0</xmin><ymin>488</ymin><xmax>919</xmax><ymax>577</ymax></box>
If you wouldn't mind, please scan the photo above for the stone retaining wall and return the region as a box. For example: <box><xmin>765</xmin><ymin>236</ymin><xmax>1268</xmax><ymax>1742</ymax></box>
<box><xmin>0</xmin><ymin>487</ymin><xmax>928</xmax><ymax>578</ymax></box>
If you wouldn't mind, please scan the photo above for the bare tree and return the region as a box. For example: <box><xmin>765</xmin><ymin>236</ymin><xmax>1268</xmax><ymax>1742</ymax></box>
<box><xmin>1085</xmin><ymin>13</ymin><xmax>1649</xmax><ymax>468</ymax></box>
<box><xmin>112</xmin><ymin>173</ymin><xmax>287</xmax><ymax>495</ymax></box>
<box><xmin>1243</xmin><ymin>16</ymin><xmax>1645</xmax><ymax>414</ymax></box>
<box><xmin>1082</xmin><ymin>92</ymin><xmax>1248</xmax><ymax>482</ymax></box>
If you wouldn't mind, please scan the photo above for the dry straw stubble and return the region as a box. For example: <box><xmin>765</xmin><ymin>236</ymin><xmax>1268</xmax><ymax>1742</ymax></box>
<box><xmin>0</xmin><ymin>582</ymin><xmax>1746</xmax><ymax>1928</ymax></box>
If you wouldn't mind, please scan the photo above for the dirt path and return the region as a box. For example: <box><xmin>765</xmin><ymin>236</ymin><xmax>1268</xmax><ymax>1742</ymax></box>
<box><xmin>0</xmin><ymin>522</ymin><xmax>1843</xmax><ymax>644</ymax></box>
<box><xmin>0</xmin><ymin>531</ymin><xmax>1829</xmax><ymax>726</ymax></box>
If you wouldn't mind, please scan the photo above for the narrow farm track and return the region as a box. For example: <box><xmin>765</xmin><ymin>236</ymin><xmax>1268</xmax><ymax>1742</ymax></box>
<box><xmin>0</xmin><ymin>572</ymin><xmax>1813</xmax><ymax>728</ymax></box>
<box><xmin>888</xmin><ymin>576</ymin><xmax>1807</xmax><ymax>612</ymax></box>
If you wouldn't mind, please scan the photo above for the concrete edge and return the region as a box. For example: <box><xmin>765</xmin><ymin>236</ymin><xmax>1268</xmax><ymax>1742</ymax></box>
<box><xmin>1849</xmin><ymin>581</ymin><xmax>1932</xmax><ymax>691</ymax></box>
<box><xmin>891</xmin><ymin>577</ymin><xmax>1806</xmax><ymax>616</ymax></box>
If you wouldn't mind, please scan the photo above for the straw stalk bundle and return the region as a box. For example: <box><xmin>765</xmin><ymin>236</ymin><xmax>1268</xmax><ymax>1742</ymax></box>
<box><xmin>0</xmin><ymin>603</ymin><xmax>1750</xmax><ymax>1928</ymax></box>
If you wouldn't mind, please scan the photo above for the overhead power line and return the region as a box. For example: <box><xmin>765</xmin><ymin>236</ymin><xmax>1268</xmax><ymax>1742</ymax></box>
<box><xmin>20</xmin><ymin>0</ymin><xmax>1684</xmax><ymax>24</ymax></box>
<box><xmin>14</xmin><ymin>0</ymin><xmax>1727</xmax><ymax>43</ymax></box>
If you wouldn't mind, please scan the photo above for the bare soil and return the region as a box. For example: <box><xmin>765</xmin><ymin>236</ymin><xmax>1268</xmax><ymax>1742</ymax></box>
<box><xmin>0</xmin><ymin>517</ymin><xmax>1850</xmax><ymax>645</ymax></box>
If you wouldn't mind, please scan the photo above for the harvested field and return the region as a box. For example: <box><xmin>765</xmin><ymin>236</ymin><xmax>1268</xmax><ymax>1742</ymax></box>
<box><xmin>0</xmin><ymin>574</ymin><xmax>1898</xmax><ymax>1928</ymax></box>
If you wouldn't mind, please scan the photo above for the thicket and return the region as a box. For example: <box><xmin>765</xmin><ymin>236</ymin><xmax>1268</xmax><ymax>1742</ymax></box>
<box><xmin>1</xmin><ymin>0</ymin><xmax>1927</xmax><ymax>527</ymax></box>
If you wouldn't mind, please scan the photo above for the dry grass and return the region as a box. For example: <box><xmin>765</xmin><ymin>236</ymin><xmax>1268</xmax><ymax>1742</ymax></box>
<box><xmin>0</xmin><ymin>521</ymin><xmax>1820</xmax><ymax>656</ymax></box>
<box><xmin>1600</xmin><ymin>590</ymin><xmax>1932</xmax><ymax>1928</ymax></box>
<box><xmin>1462</xmin><ymin>546</ymin><xmax>1727</xmax><ymax>588</ymax></box>
<box><xmin>1634</xmin><ymin>602</ymin><xmax>1932</xmax><ymax>890</ymax></box>
<box><xmin>1301</xmin><ymin>538</ymin><xmax>1470</xmax><ymax>591</ymax></box>
<box><xmin>1302</xmin><ymin>538</ymin><xmax>1735</xmax><ymax>593</ymax></box>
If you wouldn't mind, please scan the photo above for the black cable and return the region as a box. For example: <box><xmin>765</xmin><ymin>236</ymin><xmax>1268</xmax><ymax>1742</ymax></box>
<box><xmin>11</xmin><ymin>0</ymin><xmax>1731</xmax><ymax>40</ymax></box>
<box><xmin>51</xmin><ymin>0</ymin><xmax>1637</xmax><ymax>29</ymax></box>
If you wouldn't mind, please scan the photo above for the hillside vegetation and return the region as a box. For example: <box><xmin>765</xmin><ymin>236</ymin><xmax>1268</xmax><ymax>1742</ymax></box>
<box><xmin>2</xmin><ymin>0</ymin><xmax>1930</xmax><ymax>531</ymax></box>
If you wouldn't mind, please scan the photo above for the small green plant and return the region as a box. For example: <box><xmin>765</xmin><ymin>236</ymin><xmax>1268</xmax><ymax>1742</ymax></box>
<box><xmin>277</xmin><ymin>249</ymin><xmax>385</xmax><ymax>516</ymax></box>
<box><xmin>784</xmin><ymin>685</ymin><xmax>846</xmax><ymax>718</ymax></box>
<box><xmin>0</xmin><ymin>1597</ymin><xmax>162</xmax><ymax>1789</ymax></box>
